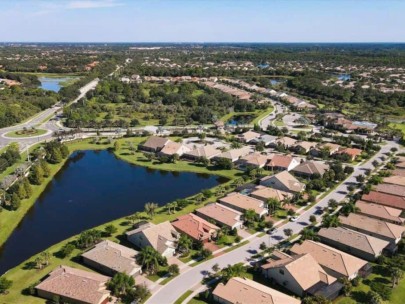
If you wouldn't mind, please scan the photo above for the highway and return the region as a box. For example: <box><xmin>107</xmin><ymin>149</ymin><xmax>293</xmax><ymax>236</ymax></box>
<box><xmin>146</xmin><ymin>141</ymin><xmax>399</xmax><ymax>304</ymax></box>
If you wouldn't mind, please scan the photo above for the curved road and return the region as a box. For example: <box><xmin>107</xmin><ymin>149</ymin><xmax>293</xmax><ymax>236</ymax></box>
<box><xmin>0</xmin><ymin>78</ymin><xmax>99</xmax><ymax>150</ymax></box>
<box><xmin>146</xmin><ymin>141</ymin><xmax>399</xmax><ymax>304</ymax></box>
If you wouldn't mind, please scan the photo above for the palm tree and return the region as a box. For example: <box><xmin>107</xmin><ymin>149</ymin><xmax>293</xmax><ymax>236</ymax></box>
<box><xmin>172</xmin><ymin>201</ymin><xmax>178</xmax><ymax>213</ymax></box>
<box><xmin>166</xmin><ymin>202</ymin><xmax>174</xmax><ymax>214</ymax></box>
<box><xmin>144</xmin><ymin>202</ymin><xmax>159</xmax><ymax>218</ymax></box>
<box><xmin>301</xmin><ymin>228</ymin><xmax>319</xmax><ymax>241</ymax></box>
<box><xmin>221</xmin><ymin>263</ymin><xmax>246</xmax><ymax>283</ymax></box>
<box><xmin>267</xmin><ymin>198</ymin><xmax>281</xmax><ymax>215</ymax></box>
<box><xmin>137</xmin><ymin>247</ymin><xmax>160</xmax><ymax>274</ymax></box>
<box><xmin>243</xmin><ymin>209</ymin><xmax>257</xmax><ymax>227</ymax></box>
<box><xmin>41</xmin><ymin>251</ymin><xmax>51</xmax><ymax>266</ymax></box>
<box><xmin>127</xmin><ymin>212</ymin><xmax>141</xmax><ymax>225</ymax></box>
<box><xmin>177</xmin><ymin>234</ymin><xmax>193</xmax><ymax>255</ymax></box>
<box><xmin>391</xmin><ymin>267</ymin><xmax>403</xmax><ymax>287</ymax></box>
<box><xmin>283</xmin><ymin>228</ymin><xmax>293</xmax><ymax>238</ymax></box>
<box><xmin>322</xmin><ymin>215</ymin><xmax>340</xmax><ymax>228</ymax></box>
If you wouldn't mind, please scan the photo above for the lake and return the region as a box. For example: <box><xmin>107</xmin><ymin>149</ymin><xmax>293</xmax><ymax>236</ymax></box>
<box><xmin>227</xmin><ymin>114</ymin><xmax>256</xmax><ymax>126</ymax></box>
<box><xmin>0</xmin><ymin>150</ymin><xmax>226</xmax><ymax>274</ymax></box>
<box><xmin>38</xmin><ymin>77</ymin><xmax>74</xmax><ymax>92</ymax></box>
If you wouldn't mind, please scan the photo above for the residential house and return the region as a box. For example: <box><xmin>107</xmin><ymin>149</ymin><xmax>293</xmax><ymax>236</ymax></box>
<box><xmin>375</xmin><ymin>183</ymin><xmax>405</xmax><ymax>198</ymax></box>
<box><xmin>291</xmin><ymin>161</ymin><xmax>330</xmax><ymax>178</ymax></box>
<box><xmin>126</xmin><ymin>221</ymin><xmax>179</xmax><ymax>257</ymax></box>
<box><xmin>336</xmin><ymin>148</ymin><xmax>363</xmax><ymax>161</ymax></box>
<box><xmin>261</xmin><ymin>251</ymin><xmax>339</xmax><ymax>298</ymax></box>
<box><xmin>294</xmin><ymin>141</ymin><xmax>317</xmax><ymax>154</ymax></box>
<box><xmin>172</xmin><ymin>213</ymin><xmax>219</xmax><ymax>242</ymax></box>
<box><xmin>237</xmin><ymin>130</ymin><xmax>261</xmax><ymax>143</ymax></box>
<box><xmin>266</xmin><ymin>154</ymin><xmax>300</xmax><ymax>172</ymax></box>
<box><xmin>195</xmin><ymin>203</ymin><xmax>243</xmax><ymax>230</ymax></box>
<box><xmin>82</xmin><ymin>240</ymin><xmax>141</xmax><ymax>277</ymax></box>
<box><xmin>383</xmin><ymin>175</ymin><xmax>405</xmax><ymax>187</ymax></box>
<box><xmin>260</xmin><ymin>171</ymin><xmax>306</xmax><ymax>194</ymax></box>
<box><xmin>274</xmin><ymin>137</ymin><xmax>297</xmax><ymax>148</ymax></box>
<box><xmin>250</xmin><ymin>185</ymin><xmax>293</xmax><ymax>203</ymax></box>
<box><xmin>139</xmin><ymin>136</ymin><xmax>170</xmax><ymax>152</ymax></box>
<box><xmin>339</xmin><ymin>213</ymin><xmax>405</xmax><ymax>247</ymax></box>
<box><xmin>318</xmin><ymin>227</ymin><xmax>389</xmax><ymax>262</ymax></box>
<box><xmin>355</xmin><ymin>200</ymin><xmax>405</xmax><ymax>225</ymax></box>
<box><xmin>214</xmin><ymin>146</ymin><xmax>251</xmax><ymax>163</ymax></box>
<box><xmin>35</xmin><ymin>265</ymin><xmax>111</xmax><ymax>304</ymax></box>
<box><xmin>212</xmin><ymin>277</ymin><xmax>301</xmax><ymax>304</ymax></box>
<box><xmin>158</xmin><ymin>141</ymin><xmax>191</xmax><ymax>157</ymax></box>
<box><xmin>183</xmin><ymin>145</ymin><xmax>222</xmax><ymax>161</ymax></box>
<box><xmin>361</xmin><ymin>191</ymin><xmax>405</xmax><ymax>210</ymax></box>
<box><xmin>290</xmin><ymin>240</ymin><xmax>369</xmax><ymax>280</ymax></box>
<box><xmin>318</xmin><ymin>143</ymin><xmax>341</xmax><ymax>156</ymax></box>
<box><xmin>250</xmin><ymin>134</ymin><xmax>278</xmax><ymax>146</ymax></box>
<box><xmin>238</xmin><ymin>152</ymin><xmax>271</xmax><ymax>169</ymax></box>
<box><xmin>219</xmin><ymin>193</ymin><xmax>268</xmax><ymax>217</ymax></box>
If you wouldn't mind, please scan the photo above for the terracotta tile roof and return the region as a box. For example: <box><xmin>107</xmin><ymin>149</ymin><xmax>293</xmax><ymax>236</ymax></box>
<box><xmin>355</xmin><ymin>200</ymin><xmax>405</xmax><ymax>223</ymax></box>
<box><xmin>375</xmin><ymin>183</ymin><xmax>405</xmax><ymax>197</ymax></box>
<box><xmin>184</xmin><ymin>145</ymin><xmax>221</xmax><ymax>159</ymax></box>
<box><xmin>261</xmin><ymin>253</ymin><xmax>336</xmax><ymax>291</ymax></box>
<box><xmin>267</xmin><ymin>155</ymin><xmax>293</xmax><ymax>169</ymax></box>
<box><xmin>318</xmin><ymin>227</ymin><xmax>389</xmax><ymax>256</ymax></box>
<box><xmin>250</xmin><ymin>186</ymin><xmax>293</xmax><ymax>202</ymax></box>
<box><xmin>383</xmin><ymin>175</ymin><xmax>405</xmax><ymax>187</ymax></box>
<box><xmin>291</xmin><ymin>161</ymin><xmax>329</xmax><ymax>176</ymax></box>
<box><xmin>290</xmin><ymin>240</ymin><xmax>368</xmax><ymax>278</ymax></box>
<box><xmin>240</xmin><ymin>152</ymin><xmax>271</xmax><ymax>167</ymax></box>
<box><xmin>82</xmin><ymin>240</ymin><xmax>141</xmax><ymax>275</ymax></box>
<box><xmin>339</xmin><ymin>213</ymin><xmax>405</xmax><ymax>241</ymax></box>
<box><xmin>362</xmin><ymin>191</ymin><xmax>405</xmax><ymax>209</ymax></box>
<box><xmin>219</xmin><ymin>193</ymin><xmax>267</xmax><ymax>215</ymax></box>
<box><xmin>321</xmin><ymin>143</ymin><xmax>341</xmax><ymax>153</ymax></box>
<box><xmin>213</xmin><ymin>277</ymin><xmax>301</xmax><ymax>304</ymax></box>
<box><xmin>172</xmin><ymin>213</ymin><xmax>219</xmax><ymax>241</ymax></box>
<box><xmin>141</xmin><ymin>136</ymin><xmax>170</xmax><ymax>150</ymax></box>
<box><xmin>196</xmin><ymin>203</ymin><xmax>242</xmax><ymax>227</ymax></box>
<box><xmin>395</xmin><ymin>161</ymin><xmax>405</xmax><ymax>169</ymax></box>
<box><xmin>35</xmin><ymin>265</ymin><xmax>110</xmax><ymax>304</ymax></box>
<box><xmin>337</xmin><ymin>148</ymin><xmax>362</xmax><ymax>158</ymax></box>
<box><xmin>393</xmin><ymin>169</ymin><xmax>405</xmax><ymax>177</ymax></box>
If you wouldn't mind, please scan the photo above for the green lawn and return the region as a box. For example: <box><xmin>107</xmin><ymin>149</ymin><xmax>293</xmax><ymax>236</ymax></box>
<box><xmin>251</xmin><ymin>106</ymin><xmax>274</xmax><ymax>125</ymax></box>
<box><xmin>5</xmin><ymin>129</ymin><xmax>47</xmax><ymax>138</ymax></box>
<box><xmin>390</xmin><ymin>122</ymin><xmax>405</xmax><ymax>136</ymax></box>
<box><xmin>0</xmin><ymin>137</ymin><xmax>241</xmax><ymax>303</ymax></box>
<box><xmin>274</xmin><ymin>119</ymin><xmax>285</xmax><ymax>127</ymax></box>
<box><xmin>174</xmin><ymin>290</ymin><xmax>194</xmax><ymax>304</ymax></box>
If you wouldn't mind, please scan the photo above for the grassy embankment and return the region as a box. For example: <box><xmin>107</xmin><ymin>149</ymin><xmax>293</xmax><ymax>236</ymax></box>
<box><xmin>219</xmin><ymin>106</ymin><xmax>274</xmax><ymax>125</ymax></box>
<box><xmin>0</xmin><ymin>137</ymin><xmax>241</xmax><ymax>303</ymax></box>
<box><xmin>4</xmin><ymin>129</ymin><xmax>48</xmax><ymax>138</ymax></box>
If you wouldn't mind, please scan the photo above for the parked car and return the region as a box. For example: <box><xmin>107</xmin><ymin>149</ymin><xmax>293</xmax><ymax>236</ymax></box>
<box><xmin>290</xmin><ymin>216</ymin><xmax>299</xmax><ymax>222</ymax></box>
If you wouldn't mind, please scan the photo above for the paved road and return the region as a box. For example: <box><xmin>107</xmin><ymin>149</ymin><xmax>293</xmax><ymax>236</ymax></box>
<box><xmin>259</xmin><ymin>100</ymin><xmax>285</xmax><ymax>130</ymax></box>
<box><xmin>146</xmin><ymin>141</ymin><xmax>400</xmax><ymax>304</ymax></box>
<box><xmin>0</xmin><ymin>78</ymin><xmax>99</xmax><ymax>150</ymax></box>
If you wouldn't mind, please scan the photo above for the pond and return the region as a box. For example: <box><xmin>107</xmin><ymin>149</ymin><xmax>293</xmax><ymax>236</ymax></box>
<box><xmin>337</xmin><ymin>74</ymin><xmax>351</xmax><ymax>81</ymax></box>
<box><xmin>38</xmin><ymin>77</ymin><xmax>76</xmax><ymax>92</ymax></box>
<box><xmin>0</xmin><ymin>150</ymin><xmax>226</xmax><ymax>274</ymax></box>
<box><xmin>227</xmin><ymin>114</ymin><xmax>256</xmax><ymax>126</ymax></box>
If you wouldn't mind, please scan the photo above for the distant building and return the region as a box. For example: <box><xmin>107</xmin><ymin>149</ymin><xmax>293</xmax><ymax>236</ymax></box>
<box><xmin>291</xmin><ymin>160</ymin><xmax>330</xmax><ymax>178</ymax></box>
<box><xmin>139</xmin><ymin>136</ymin><xmax>171</xmax><ymax>152</ymax></box>
<box><xmin>219</xmin><ymin>193</ymin><xmax>268</xmax><ymax>217</ymax></box>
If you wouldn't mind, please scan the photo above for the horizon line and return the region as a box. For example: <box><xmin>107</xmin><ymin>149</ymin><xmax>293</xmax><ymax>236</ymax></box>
<box><xmin>2</xmin><ymin>41</ymin><xmax>405</xmax><ymax>44</ymax></box>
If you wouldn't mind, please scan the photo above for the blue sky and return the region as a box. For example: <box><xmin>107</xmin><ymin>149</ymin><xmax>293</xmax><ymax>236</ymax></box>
<box><xmin>1</xmin><ymin>0</ymin><xmax>404</xmax><ymax>42</ymax></box>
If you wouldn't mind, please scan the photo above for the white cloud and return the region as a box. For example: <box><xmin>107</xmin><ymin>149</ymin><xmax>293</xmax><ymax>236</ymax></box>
<box><xmin>66</xmin><ymin>0</ymin><xmax>124</xmax><ymax>10</ymax></box>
